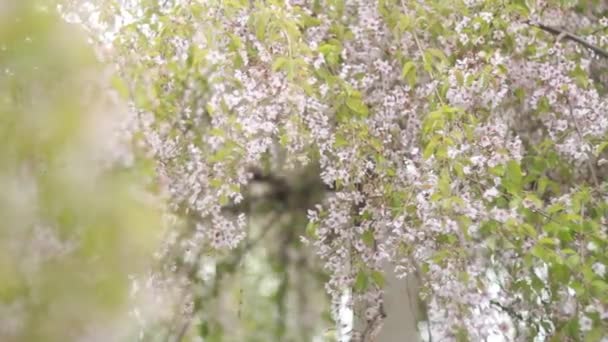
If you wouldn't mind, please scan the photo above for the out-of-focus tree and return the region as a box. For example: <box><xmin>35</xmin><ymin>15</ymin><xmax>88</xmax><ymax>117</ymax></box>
<box><xmin>0</xmin><ymin>2</ymin><xmax>163</xmax><ymax>341</ymax></box>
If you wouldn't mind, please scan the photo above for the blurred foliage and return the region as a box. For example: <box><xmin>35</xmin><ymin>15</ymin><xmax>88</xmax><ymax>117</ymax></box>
<box><xmin>0</xmin><ymin>1</ymin><xmax>163</xmax><ymax>341</ymax></box>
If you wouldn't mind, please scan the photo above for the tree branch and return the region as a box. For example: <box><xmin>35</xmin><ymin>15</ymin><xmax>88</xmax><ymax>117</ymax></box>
<box><xmin>490</xmin><ymin>300</ymin><xmax>525</xmax><ymax>322</ymax></box>
<box><xmin>526</xmin><ymin>20</ymin><xmax>608</xmax><ymax>59</ymax></box>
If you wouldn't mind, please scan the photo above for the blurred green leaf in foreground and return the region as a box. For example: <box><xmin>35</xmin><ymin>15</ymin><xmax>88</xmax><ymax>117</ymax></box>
<box><xmin>0</xmin><ymin>2</ymin><xmax>163</xmax><ymax>341</ymax></box>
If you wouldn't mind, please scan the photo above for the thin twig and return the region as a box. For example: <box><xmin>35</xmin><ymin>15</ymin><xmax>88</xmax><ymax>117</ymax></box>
<box><xmin>399</xmin><ymin>0</ymin><xmax>445</xmax><ymax>106</ymax></box>
<box><xmin>412</xmin><ymin>32</ymin><xmax>446</xmax><ymax>106</ymax></box>
<box><xmin>526</xmin><ymin>20</ymin><xmax>608</xmax><ymax>59</ymax></box>
<box><xmin>566</xmin><ymin>99</ymin><xmax>600</xmax><ymax>187</ymax></box>
<box><xmin>463</xmin><ymin>174</ymin><xmax>573</xmax><ymax>227</ymax></box>
<box><xmin>590</xmin><ymin>26</ymin><xmax>608</xmax><ymax>36</ymax></box>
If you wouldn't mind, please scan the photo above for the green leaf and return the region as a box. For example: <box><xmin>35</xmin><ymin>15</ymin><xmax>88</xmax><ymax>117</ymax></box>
<box><xmin>423</xmin><ymin>56</ymin><xmax>433</xmax><ymax>73</ymax></box>
<box><xmin>565</xmin><ymin>254</ymin><xmax>580</xmax><ymax>268</ymax></box>
<box><xmin>438</xmin><ymin>169</ymin><xmax>451</xmax><ymax>196</ymax></box>
<box><xmin>354</xmin><ymin>272</ymin><xmax>368</xmax><ymax>292</ymax></box>
<box><xmin>538</xmin><ymin>237</ymin><xmax>557</xmax><ymax>246</ymax></box>
<box><xmin>305</xmin><ymin>221</ymin><xmax>317</xmax><ymax>237</ymax></box>
<box><xmin>403</xmin><ymin>61</ymin><xmax>417</xmax><ymax>88</ymax></box>
<box><xmin>422</xmin><ymin>110</ymin><xmax>446</xmax><ymax>135</ymax></box>
<box><xmin>584</xmin><ymin>327</ymin><xmax>604</xmax><ymax>342</ymax></box>
<box><xmin>318</xmin><ymin>42</ymin><xmax>341</xmax><ymax>66</ymax></box>
<box><xmin>595</xmin><ymin>141</ymin><xmax>608</xmax><ymax>156</ymax></box>
<box><xmin>346</xmin><ymin>97</ymin><xmax>369</xmax><ymax>117</ymax></box>
<box><xmin>334</xmin><ymin>133</ymin><xmax>349</xmax><ymax>147</ymax></box>
<box><xmin>402</xmin><ymin>61</ymin><xmax>415</xmax><ymax>78</ymax></box>
<box><xmin>531</xmin><ymin>245</ymin><xmax>550</xmax><ymax>262</ymax></box>
<box><xmin>423</xmin><ymin>136</ymin><xmax>440</xmax><ymax>159</ymax></box>
<box><xmin>362</xmin><ymin>230</ymin><xmax>375</xmax><ymax>247</ymax></box>
<box><xmin>318</xmin><ymin>43</ymin><xmax>340</xmax><ymax>55</ymax></box>
<box><xmin>371</xmin><ymin>270</ymin><xmax>385</xmax><ymax>288</ymax></box>
<box><xmin>509</xmin><ymin>0</ymin><xmax>530</xmax><ymax>15</ymax></box>
<box><xmin>503</xmin><ymin>160</ymin><xmax>523</xmax><ymax>194</ymax></box>
<box><xmin>537</xmin><ymin>96</ymin><xmax>551</xmax><ymax>113</ymax></box>
<box><xmin>547</xmin><ymin>202</ymin><xmax>565</xmax><ymax>214</ymax></box>
<box><xmin>591</xmin><ymin>280</ymin><xmax>608</xmax><ymax>293</ymax></box>
<box><xmin>336</xmin><ymin>104</ymin><xmax>351</xmax><ymax>122</ymax></box>
<box><xmin>456</xmin><ymin>327</ymin><xmax>469</xmax><ymax>342</ymax></box>
<box><xmin>426</xmin><ymin>48</ymin><xmax>448</xmax><ymax>64</ymax></box>
<box><xmin>272</xmin><ymin>56</ymin><xmax>289</xmax><ymax>71</ymax></box>
<box><xmin>396</xmin><ymin>14</ymin><xmax>412</xmax><ymax>33</ymax></box>
<box><xmin>254</xmin><ymin>12</ymin><xmax>270</xmax><ymax>40</ymax></box>
<box><xmin>571</xmin><ymin>65</ymin><xmax>590</xmax><ymax>88</ymax></box>
<box><xmin>111</xmin><ymin>75</ymin><xmax>129</xmax><ymax>99</ymax></box>
<box><xmin>219</xmin><ymin>194</ymin><xmax>230</xmax><ymax>206</ymax></box>
<box><xmin>209</xmin><ymin>178</ymin><xmax>223</xmax><ymax>188</ymax></box>
<box><xmin>550</xmin><ymin>263</ymin><xmax>570</xmax><ymax>283</ymax></box>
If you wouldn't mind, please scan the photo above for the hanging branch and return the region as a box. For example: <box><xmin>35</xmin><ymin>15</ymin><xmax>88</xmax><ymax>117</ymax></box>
<box><xmin>525</xmin><ymin>20</ymin><xmax>608</xmax><ymax>59</ymax></box>
<box><xmin>566</xmin><ymin>99</ymin><xmax>601</xmax><ymax>187</ymax></box>
<box><xmin>172</xmin><ymin>213</ymin><xmax>279</xmax><ymax>342</ymax></box>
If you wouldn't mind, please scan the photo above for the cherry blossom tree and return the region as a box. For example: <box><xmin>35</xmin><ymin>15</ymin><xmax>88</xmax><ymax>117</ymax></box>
<box><xmin>86</xmin><ymin>0</ymin><xmax>608</xmax><ymax>340</ymax></box>
<box><xmin>9</xmin><ymin>0</ymin><xmax>608</xmax><ymax>341</ymax></box>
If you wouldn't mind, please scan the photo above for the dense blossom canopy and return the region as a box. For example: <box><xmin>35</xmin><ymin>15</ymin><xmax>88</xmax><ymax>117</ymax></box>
<box><xmin>65</xmin><ymin>0</ymin><xmax>608</xmax><ymax>340</ymax></box>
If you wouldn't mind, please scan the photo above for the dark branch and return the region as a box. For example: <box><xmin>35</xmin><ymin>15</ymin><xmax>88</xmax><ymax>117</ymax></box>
<box><xmin>490</xmin><ymin>300</ymin><xmax>525</xmax><ymax>322</ymax></box>
<box><xmin>526</xmin><ymin>20</ymin><xmax>608</xmax><ymax>59</ymax></box>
